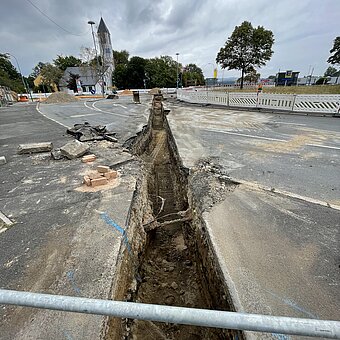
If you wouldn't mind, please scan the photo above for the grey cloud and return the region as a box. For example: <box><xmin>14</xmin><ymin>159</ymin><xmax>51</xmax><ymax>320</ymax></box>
<box><xmin>0</xmin><ymin>0</ymin><xmax>339</xmax><ymax>78</ymax></box>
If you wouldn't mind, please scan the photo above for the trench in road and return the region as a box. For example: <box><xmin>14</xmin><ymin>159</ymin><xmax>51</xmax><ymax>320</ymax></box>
<box><xmin>104</xmin><ymin>94</ymin><xmax>242</xmax><ymax>339</ymax></box>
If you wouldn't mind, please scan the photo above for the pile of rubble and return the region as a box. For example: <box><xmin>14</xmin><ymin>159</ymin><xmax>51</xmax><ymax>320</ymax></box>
<box><xmin>83</xmin><ymin>165</ymin><xmax>118</xmax><ymax>187</ymax></box>
<box><xmin>67</xmin><ymin>122</ymin><xmax>117</xmax><ymax>142</ymax></box>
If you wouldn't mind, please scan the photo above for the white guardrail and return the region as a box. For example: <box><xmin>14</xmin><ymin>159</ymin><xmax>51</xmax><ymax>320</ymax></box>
<box><xmin>177</xmin><ymin>89</ymin><xmax>340</xmax><ymax>115</ymax></box>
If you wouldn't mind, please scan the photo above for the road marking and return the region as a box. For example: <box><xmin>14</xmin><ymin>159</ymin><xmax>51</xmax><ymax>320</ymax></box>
<box><xmin>84</xmin><ymin>100</ymin><xmax>128</xmax><ymax>118</ymax></box>
<box><xmin>307</xmin><ymin>143</ymin><xmax>340</xmax><ymax>151</ymax></box>
<box><xmin>206</xmin><ymin>129</ymin><xmax>286</xmax><ymax>142</ymax></box>
<box><xmin>206</xmin><ymin>128</ymin><xmax>340</xmax><ymax>151</ymax></box>
<box><xmin>273</xmin><ymin>122</ymin><xmax>306</xmax><ymax>126</ymax></box>
<box><xmin>233</xmin><ymin>178</ymin><xmax>340</xmax><ymax>211</ymax></box>
<box><xmin>70</xmin><ymin>113</ymin><xmax>99</xmax><ymax>118</ymax></box>
<box><xmin>35</xmin><ymin>103</ymin><xmax>70</xmax><ymax>128</ymax></box>
<box><xmin>113</xmin><ymin>103</ymin><xmax>128</xmax><ymax>109</ymax></box>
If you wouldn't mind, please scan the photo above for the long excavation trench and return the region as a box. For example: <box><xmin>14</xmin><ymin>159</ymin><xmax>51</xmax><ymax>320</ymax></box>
<box><xmin>105</xmin><ymin>95</ymin><xmax>242</xmax><ymax>339</ymax></box>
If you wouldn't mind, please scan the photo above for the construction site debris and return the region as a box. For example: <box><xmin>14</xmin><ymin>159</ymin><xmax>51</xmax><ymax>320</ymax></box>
<box><xmin>97</xmin><ymin>165</ymin><xmax>110</xmax><ymax>173</ymax></box>
<box><xmin>0</xmin><ymin>156</ymin><xmax>6</xmax><ymax>165</ymax></box>
<box><xmin>82</xmin><ymin>167</ymin><xmax>118</xmax><ymax>187</ymax></box>
<box><xmin>51</xmin><ymin>149</ymin><xmax>64</xmax><ymax>160</ymax></box>
<box><xmin>67</xmin><ymin>122</ymin><xmax>117</xmax><ymax>142</ymax></box>
<box><xmin>43</xmin><ymin>92</ymin><xmax>78</xmax><ymax>104</ymax></box>
<box><xmin>60</xmin><ymin>140</ymin><xmax>89</xmax><ymax>159</ymax></box>
<box><xmin>82</xmin><ymin>154</ymin><xmax>96</xmax><ymax>163</ymax></box>
<box><xmin>17</xmin><ymin>142</ymin><xmax>53</xmax><ymax>155</ymax></box>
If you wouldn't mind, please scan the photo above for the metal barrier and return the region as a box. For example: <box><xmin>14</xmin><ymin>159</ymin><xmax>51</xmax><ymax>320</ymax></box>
<box><xmin>177</xmin><ymin>89</ymin><xmax>340</xmax><ymax>115</ymax></box>
<box><xmin>0</xmin><ymin>289</ymin><xmax>339</xmax><ymax>338</ymax></box>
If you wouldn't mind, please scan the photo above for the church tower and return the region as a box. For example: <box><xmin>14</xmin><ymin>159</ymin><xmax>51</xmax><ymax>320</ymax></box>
<box><xmin>97</xmin><ymin>17</ymin><xmax>113</xmax><ymax>92</ymax></box>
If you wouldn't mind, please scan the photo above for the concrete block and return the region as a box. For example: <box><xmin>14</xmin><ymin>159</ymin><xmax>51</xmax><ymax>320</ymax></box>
<box><xmin>0</xmin><ymin>156</ymin><xmax>6</xmax><ymax>165</ymax></box>
<box><xmin>60</xmin><ymin>140</ymin><xmax>90</xmax><ymax>159</ymax></box>
<box><xmin>83</xmin><ymin>176</ymin><xmax>91</xmax><ymax>186</ymax></box>
<box><xmin>91</xmin><ymin>177</ymin><xmax>108</xmax><ymax>187</ymax></box>
<box><xmin>104</xmin><ymin>170</ymin><xmax>118</xmax><ymax>179</ymax></box>
<box><xmin>88</xmin><ymin>173</ymin><xmax>103</xmax><ymax>180</ymax></box>
<box><xmin>97</xmin><ymin>165</ymin><xmax>110</xmax><ymax>173</ymax></box>
<box><xmin>17</xmin><ymin>142</ymin><xmax>53</xmax><ymax>154</ymax></box>
<box><xmin>82</xmin><ymin>154</ymin><xmax>96</xmax><ymax>163</ymax></box>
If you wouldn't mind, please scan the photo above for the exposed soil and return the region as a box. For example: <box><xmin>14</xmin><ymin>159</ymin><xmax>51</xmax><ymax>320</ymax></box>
<box><xmin>105</xmin><ymin>95</ymin><xmax>241</xmax><ymax>339</ymax></box>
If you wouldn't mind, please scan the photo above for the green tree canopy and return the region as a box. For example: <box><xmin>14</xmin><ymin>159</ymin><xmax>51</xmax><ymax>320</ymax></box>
<box><xmin>126</xmin><ymin>56</ymin><xmax>146</xmax><ymax>89</ymax></box>
<box><xmin>324</xmin><ymin>66</ymin><xmax>338</xmax><ymax>77</ymax></box>
<box><xmin>54</xmin><ymin>55</ymin><xmax>82</xmax><ymax>71</ymax></box>
<box><xmin>182</xmin><ymin>64</ymin><xmax>205</xmax><ymax>86</ymax></box>
<box><xmin>40</xmin><ymin>63</ymin><xmax>63</xmax><ymax>90</ymax></box>
<box><xmin>113</xmin><ymin>50</ymin><xmax>129</xmax><ymax>66</ymax></box>
<box><xmin>216</xmin><ymin>21</ymin><xmax>274</xmax><ymax>89</ymax></box>
<box><xmin>145</xmin><ymin>56</ymin><xmax>179</xmax><ymax>88</ymax></box>
<box><xmin>327</xmin><ymin>37</ymin><xmax>340</xmax><ymax>65</ymax></box>
<box><xmin>0</xmin><ymin>53</ymin><xmax>25</xmax><ymax>92</ymax></box>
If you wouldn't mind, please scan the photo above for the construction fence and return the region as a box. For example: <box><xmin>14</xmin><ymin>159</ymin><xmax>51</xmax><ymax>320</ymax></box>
<box><xmin>177</xmin><ymin>89</ymin><xmax>340</xmax><ymax>115</ymax></box>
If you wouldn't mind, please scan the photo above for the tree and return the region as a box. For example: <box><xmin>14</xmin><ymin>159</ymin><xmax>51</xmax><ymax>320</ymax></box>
<box><xmin>40</xmin><ymin>63</ymin><xmax>63</xmax><ymax>90</ymax></box>
<box><xmin>216</xmin><ymin>21</ymin><xmax>274</xmax><ymax>89</ymax></box>
<box><xmin>327</xmin><ymin>37</ymin><xmax>340</xmax><ymax>65</ymax></box>
<box><xmin>31</xmin><ymin>62</ymin><xmax>47</xmax><ymax>78</ymax></box>
<box><xmin>0</xmin><ymin>53</ymin><xmax>25</xmax><ymax>92</ymax></box>
<box><xmin>145</xmin><ymin>56</ymin><xmax>179</xmax><ymax>88</ymax></box>
<box><xmin>182</xmin><ymin>64</ymin><xmax>205</xmax><ymax>86</ymax></box>
<box><xmin>113</xmin><ymin>64</ymin><xmax>128</xmax><ymax>89</ymax></box>
<box><xmin>112</xmin><ymin>50</ymin><xmax>129</xmax><ymax>66</ymax></box>
<box><xmin>324</xmin><ymin>66</ymin><xmax>338</xmax><ymax>77</ymax></box>
<box><xmin>54</xmin><ymin>55</ymin><xmax>82</xmax><ymax>71</ymax></box>
<box><xmin>242</xmin><ymin>67</ymin><xmax>260</xmax><ymax>83</ymax></box>
<box><xmin>126</xmin><ymin>56</ymin><xmax>146</xmax><ymax>89</ymax></box>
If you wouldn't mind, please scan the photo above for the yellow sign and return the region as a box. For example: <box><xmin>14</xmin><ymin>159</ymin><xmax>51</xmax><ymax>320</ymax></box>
<box><xmin>213</xmin><ymin>68</ymin><xmax>218</xmax><ymax>79</ymax></box>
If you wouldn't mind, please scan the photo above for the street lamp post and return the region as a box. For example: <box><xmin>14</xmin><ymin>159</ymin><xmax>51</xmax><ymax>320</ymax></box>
<box><xmin>88</xmin><ymin>21</ymin><xmax>104</xmax><ymax>97</ymax></box>
<box><xmin>7</xmin><ymin>53</ymin><xmax>33</xmax><ymax>102</ymax></box>
<box><xmin>176</xmin><ymin>53</ymin><xmax>179</xmax><ymax>90</ymax></box>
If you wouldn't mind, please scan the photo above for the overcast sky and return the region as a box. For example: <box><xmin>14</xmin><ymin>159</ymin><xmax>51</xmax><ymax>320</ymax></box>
<box><xmin>1</xmin><ymin>0</ymin><xmax>339</xmax><ymax>78</ymax></box>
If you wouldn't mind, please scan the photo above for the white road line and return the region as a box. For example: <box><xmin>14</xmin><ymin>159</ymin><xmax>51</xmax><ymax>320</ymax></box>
<box><xmin>233</xmin><ymin>178</ymin><xmax>340</xmax><ymax>211</ymax></box>
<box><xmin>274</xmin><ymin>122</ymin><xmax>306</xmax><ymax>126</ymax></box>
<box><xmin>206</xmin><ymin>128</ymin><xmax>340</xmax><ymax>151</ymax></box>
<box><xmin>35</xmin><ymin>103</ymin><xmax>70</xmax><ymax>128</ymax></box>
<box><xmin>307</xmin><ymin>143</ymin><xmax>340</xmax><ymax>151</ymax></box>
<box><xmin>70</xmin><ymin>113</ymin><xmax>99</xmax><ymax>118</ymax></box>
<box><xmin>113</xmin><ymin>103</ymin><xmax>128</xmax><ymax>109</ymax></box>
<box><xmin>84</xmin><ymin>100</ymin><xmax>128</xmax><ymax>118</ymax></box>
<box><xmin>206</xmin><ymin>129</ymin><xmax>286</xmax><ymax>142</ymax></box>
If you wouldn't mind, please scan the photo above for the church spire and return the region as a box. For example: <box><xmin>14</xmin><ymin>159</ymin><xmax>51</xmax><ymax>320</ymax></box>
<box><xmin>97</xmin><ymin>17</ymin><xmax>110</xmax><ymax>34</ymax></box>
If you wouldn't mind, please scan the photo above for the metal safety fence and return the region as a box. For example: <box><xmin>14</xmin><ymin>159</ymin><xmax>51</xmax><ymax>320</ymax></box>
<box><xmin>177</xmin><ymin>89</ymin><xmax>340</xmax><ymax>115</ymax></box>
<box><xmin>0</xmin><ymin>289</ymin><xmax>339</xmax><ymax>338</ymax></box>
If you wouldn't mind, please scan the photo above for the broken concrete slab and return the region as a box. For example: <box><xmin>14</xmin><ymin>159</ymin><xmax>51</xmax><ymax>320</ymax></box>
<box><xmin>67</xmin><ymin>122</ymin><xmax>117</xmax><ymax>142</ymax></box>
<box><xmin>17</xmin><ymin>142</ymin><xmax>53</xmax><ymax>154</ymax></box>
<box><xmin>51</xmin><ymin>149</ymin><xmax>64</xmax><ymax>160</ymax></box>
<box><xmin>0</xmin><ymin>156</ymin><xmax>6</xmax><ymax>165</ymax></box>
<box><xmin>97</xmin><ymin>165</ymin><xmax>110</xmax><ymax>173</ymax></box>
<box><xmin>60</xmin><ymin>140</ymin><xmax>90</xmax><ymax>159</ymax></box>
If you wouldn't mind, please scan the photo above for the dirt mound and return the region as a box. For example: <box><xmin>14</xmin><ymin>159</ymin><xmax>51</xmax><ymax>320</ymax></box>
<box><xmin>119</xmin><ymin>89</ymin><xmax>133</xmax><ymax>95</ymax></box>
<box><xmin>43</xmin><ymin>92</ymin><xmax>78</xmax><ymax>104</ymax></box>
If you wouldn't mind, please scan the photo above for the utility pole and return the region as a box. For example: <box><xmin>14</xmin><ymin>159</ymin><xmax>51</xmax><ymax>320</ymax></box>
<box><xmin>176</xmin><ymin>53</ymin><xmax>179</xmax><ymax>90</ymax></box>
<box><xmin>7</xmin><ymin>53</ymin><xmax>33</xmax><ymax>102</ymax></box>
<box><xmin>88</xmin><ymin>20</ymin><xmax>103</xmax><ymax>96</ymax></box>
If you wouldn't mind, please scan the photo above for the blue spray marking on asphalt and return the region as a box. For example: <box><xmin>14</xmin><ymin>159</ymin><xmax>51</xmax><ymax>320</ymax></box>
<box><xmin>66</xmin><ymin>271</ymin><xmax>81</xmax><ymax>296</ymax></box>
<box><xmin>63</xmin><ymin>330</ymin><xmax>73</xmax><ymax>340</ymax></box>
<box><xmin>272</xmin><ymin>333</ymin><xmax>291</xmax><ymax>340</ymax></box>
<box><xmin>100</xmin><ymin>212</ymin><xmax>131</xmax><ymax>253</ymax></box>
<box><xmin>266</xmin><ymin>290</ymin><xmax>318</xmax><ymax>319</ymax></box>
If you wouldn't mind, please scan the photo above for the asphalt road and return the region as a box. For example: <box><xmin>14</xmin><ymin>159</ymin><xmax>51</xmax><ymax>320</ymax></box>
<box><xmin>0</xmin><ymin>102</ymin><xmax>141</xmax><ymax>339</ymax></box>
<box><xmin>167</xmin><ymin>101</ymin><xmax>340</xmax><ymax>204</ymax></box>
<box><xmin>37</xmin><ymin>95</ymin><xmax>151</xmax><ymax>141</ymax></box>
